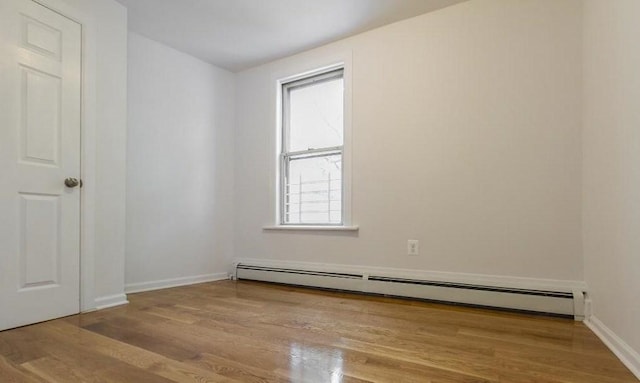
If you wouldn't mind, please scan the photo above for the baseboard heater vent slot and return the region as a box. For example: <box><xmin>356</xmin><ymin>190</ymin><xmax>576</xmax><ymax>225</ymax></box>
<box><xmin>236</xmin><ymin>265</ymin><xmax>362</xmax><ymax>279</ymax></box>
<box><xmin>236</xmin><ymin>263</ymin><xmax>583</xmax><ymax>319</ymax></box>
<box><xmin>368</xmin><ymin>276</ymin><xmax>573</xmax><ymax>298</ymax></box>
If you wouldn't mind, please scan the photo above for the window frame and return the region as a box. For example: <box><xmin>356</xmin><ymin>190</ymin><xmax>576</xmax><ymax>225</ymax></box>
<box><xmin>279</xmin><ymin>68</ymin><xmax>345</xmax><ymax>226</ymax></box>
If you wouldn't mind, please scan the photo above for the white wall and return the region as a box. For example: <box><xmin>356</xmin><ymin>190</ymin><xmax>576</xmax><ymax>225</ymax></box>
<box><xmin>583</xmin><ymin>0</ymin><xmax>640</xmax><ymax>375</ymax></box>
<box><xmin>58</xmin><ymin>0</ymin><xmax>128</xmax><ymax>308</ymax></box>
<box><xmin>126</xmin><ymin>33</ymin><xmax>235</xmax><ymax>290</ymax></box>
<box><xmin>234</xmin><ymin>0</ymin><xmax>583</xmax><ymax>283</ymax></box>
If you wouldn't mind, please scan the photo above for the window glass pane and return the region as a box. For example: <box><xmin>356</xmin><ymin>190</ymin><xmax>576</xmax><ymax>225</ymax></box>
<box><xmin>288</xmin><ymin>77</ymin><xmax>343</xmax><ymax>152</ymax></box>
<box><xmin>285</xmin><ymin>154</ymin><xmax>342</xmax><ymax>224</ymax></box>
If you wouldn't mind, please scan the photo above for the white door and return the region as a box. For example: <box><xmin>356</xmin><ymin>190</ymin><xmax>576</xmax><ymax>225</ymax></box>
<box><xmin>0</xmin><ymin>0</ymin><xmax>82</xmax><ymax>331</ymax></box>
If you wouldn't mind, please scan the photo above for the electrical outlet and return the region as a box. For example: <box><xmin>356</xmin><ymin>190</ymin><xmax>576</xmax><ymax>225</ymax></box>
<box><xmin>407</xmin><ymin>240</ymin><xmax>419</xmax><ymax>256</ymax></box>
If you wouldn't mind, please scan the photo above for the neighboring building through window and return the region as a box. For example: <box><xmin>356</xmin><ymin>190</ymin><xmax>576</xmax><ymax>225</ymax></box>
<box><xmin>280</xmin><ymin>68</ymin><xmax>344</xmax><ymax>225</ymax></box>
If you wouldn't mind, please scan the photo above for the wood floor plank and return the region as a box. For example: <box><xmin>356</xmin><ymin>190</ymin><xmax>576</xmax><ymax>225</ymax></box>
<box><xmin>0</xmin><ymin>328</ymin><xmax>50</xmax><ymax>365</ymax></box>
<box><xmin>0</xmin><ymin>280</ymin><xmax>637</xmax><ymax>382</ymax></box>
<box><xmin>0</xmin><ymin>355</ymin><xmax>46</xmax><ymax>383</ymax></box>
<box><xmin>37</xmin><ymin>321</ymin><xmax>240</xmax><ymax>383</ymax></box>
<box><xmin>22</xmin><ymin>356</ymin><xmax>111</xmax><ymax>383</ymax></box>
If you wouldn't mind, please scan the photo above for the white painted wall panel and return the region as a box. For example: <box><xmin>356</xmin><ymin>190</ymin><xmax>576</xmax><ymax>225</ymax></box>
<box><xmin>57</xmin><ymin>0</ymin><xmax>128</xmax><ymax>306</ymax></box>
<box><xmin>234</xmin><ymin>0</ymin><xmax>583</xmax><ymax>281</ymax></box>
<box><xmin>583</xmin><ymin>0</ymin><xmax>640</xmax><ymax>370</ymax></box>
<box><xmin>126</xmin><ymin>33</ymin><xmax>235</xmax><ymax>287</ymax></box>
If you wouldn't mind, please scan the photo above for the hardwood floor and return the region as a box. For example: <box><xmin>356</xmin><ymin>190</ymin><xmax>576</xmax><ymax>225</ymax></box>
<box><xmin>0</xmin><ymin>280</ymin><xmax>636</xmax><ymax>382</ymax></box>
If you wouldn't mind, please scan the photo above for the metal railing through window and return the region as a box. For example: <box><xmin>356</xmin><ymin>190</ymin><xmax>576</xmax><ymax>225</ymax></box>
<box><xmin>284</xmin><ymin>174</ymin><xmax>342</xmax><ymax>224</ymax></box>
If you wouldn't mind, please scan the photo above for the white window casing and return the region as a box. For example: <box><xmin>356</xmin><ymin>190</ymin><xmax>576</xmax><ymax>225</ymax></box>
<box><xmin>266</xmin><ymin>53</ymin><xmax>356</xmax><ymax>231</ymax></box>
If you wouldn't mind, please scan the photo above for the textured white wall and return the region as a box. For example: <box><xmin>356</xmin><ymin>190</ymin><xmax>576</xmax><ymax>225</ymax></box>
<box><xmin>234</xmin><ymin>0</ymin><xmax>583</xmax><ymax>281</ymax></box>
<box><xmin>583</xmin><ymin>0</ymin><xmax>640</xmax><ymax>364</ymax></box>
<box><xmin>126</xmin><ymin>33</ymin><xmax>235</xmax><ymax>287</ymax></box>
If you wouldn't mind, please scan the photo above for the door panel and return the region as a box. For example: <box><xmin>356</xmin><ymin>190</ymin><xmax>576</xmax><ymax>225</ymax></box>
<box><xmin>23</xmin><ymin>14</ymin><xmax>63</xmax><ymax>59</ymax></box>
<box><xmin>22</xmin><ymin>66</ymin><xmax>62</xmax><ymax>165</ymax></box>
<box><xmin>0</xmin><ymin>0</ymin><xmax>82</xmax><ymax>331</ymax></box>
<box><xmin>19</xmin><ymin>193</ymin><xmax>60</xmax><ymax>290</ymax></box>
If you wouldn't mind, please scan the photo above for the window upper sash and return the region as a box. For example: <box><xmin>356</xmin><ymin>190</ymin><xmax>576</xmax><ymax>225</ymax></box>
<box><xmin>281</xmin><ymin>68</ymin><xmax>344</xmax><ymax>154</ymax></box>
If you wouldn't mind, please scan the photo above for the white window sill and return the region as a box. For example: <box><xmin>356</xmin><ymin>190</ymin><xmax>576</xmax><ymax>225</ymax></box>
<box><xmin>263</xmin><ymin>225</ymin><xmax>359</xmax><ymax>232</ymax></box>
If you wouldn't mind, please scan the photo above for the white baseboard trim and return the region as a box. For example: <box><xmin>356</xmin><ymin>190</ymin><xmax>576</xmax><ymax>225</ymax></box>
<box><xmin>94</xmin><ymin>293</ymin><xmax>129</xmax><ymax>310</ymax></box>
<box><xmin>584</xmin><ymin>316</ymin><xmax>640</xmax><ymax>380</ymax></box>
<box><xmin>234</xmin><ymin>258</ymin><xmax>587</xmax><ymax>293</ymax></box>
<box><xmin>125</xmin><ymin>273</ymin><xmax>229</xmax><ymax>294</ymax></box>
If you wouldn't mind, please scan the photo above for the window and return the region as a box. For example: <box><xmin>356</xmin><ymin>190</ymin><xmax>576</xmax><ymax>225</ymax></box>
<box><xmin>280</xmin><ymin>68</ymin><xmax>344</xmax><ymax>225</ymax></box>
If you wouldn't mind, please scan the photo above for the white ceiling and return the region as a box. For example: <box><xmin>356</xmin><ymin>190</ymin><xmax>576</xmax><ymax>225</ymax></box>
<box><xmin>116</xmin><ymin>0</ymin><xmax>467</xmax><ymax>72</ymax></box>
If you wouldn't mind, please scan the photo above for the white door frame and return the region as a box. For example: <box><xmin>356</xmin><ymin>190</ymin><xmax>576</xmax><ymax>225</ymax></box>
<box><xmin>31</xmin><ymin>0</ymin><xmax>98</xmax><ymax>312</ymax></box>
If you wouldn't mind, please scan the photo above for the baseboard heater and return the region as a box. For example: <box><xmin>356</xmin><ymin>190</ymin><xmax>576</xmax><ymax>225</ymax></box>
<box><xmin>236</xmin><ymin>263</ymin><xmax>584</xmax><ymax>319</ymax></box>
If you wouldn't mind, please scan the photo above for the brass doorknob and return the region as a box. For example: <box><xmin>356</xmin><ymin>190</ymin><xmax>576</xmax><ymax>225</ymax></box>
<box><xmin>64</xmin><ymin>178</ymin><xmax>81</xmax><ymax>188</ymax></box>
